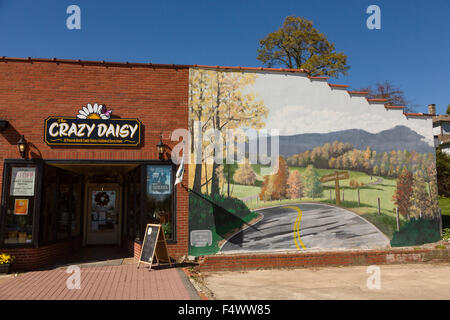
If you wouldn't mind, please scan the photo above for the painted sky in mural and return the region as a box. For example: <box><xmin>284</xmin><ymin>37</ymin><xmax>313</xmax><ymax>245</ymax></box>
<box><xmin>252</xmin><ymin>74</ymin><xmax>434</xmax><ymax>146</ymax></box>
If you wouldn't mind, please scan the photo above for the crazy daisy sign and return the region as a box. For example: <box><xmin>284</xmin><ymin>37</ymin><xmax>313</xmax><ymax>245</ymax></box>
<box><xmin>44</xmin><ymin>104</ymin><xmax>141</xmax><ymax>146</ymax></box>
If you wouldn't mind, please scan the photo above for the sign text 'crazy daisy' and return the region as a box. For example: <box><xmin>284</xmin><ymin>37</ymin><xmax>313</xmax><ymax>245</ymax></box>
<box><xmin>44</xmin><ymin>104</ymin><xmax>141</xmax><ymax>147</ymax></box>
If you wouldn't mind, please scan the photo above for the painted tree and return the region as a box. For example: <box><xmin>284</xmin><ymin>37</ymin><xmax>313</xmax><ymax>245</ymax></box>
<box><xmin>410</xmin><ymin>171</ymin><xmax>432</xmax><ymax>218</ymax></box>
<box><xmin>287</xmin><ymin>170</ymin><xmax>304</xmax><ymax>199</ymax></box>
<box><xmin>336</xmin><ymin>156</ymin><xmax>343</xmax><ymax>170</ymax></box>
<box><xmin>350</xmin><ymin>149</ymin><xmax>361</xmax><ymax>171</ymax></box>
<box><xmin>189</xmin><ymin>69</ymin><xmax>268</xmax><ymax>196</ymax></box>
<box><xmin>389</xmin><ymin>150</ymin><xmax>398</xmax><ymax>177</ymax></box>
<box><xmin>233</xmin><ymin>161</ymin><xmax>257</xmax><ymax>186</ymax></box>
<box><xmin>425</xmin><ymin>164</ymin><xmax>439</xmax><ymax>215</ymax></box>
<box><xmin>257</xmin><ymin>16</ymin><xmax>349</xmax><ymax>77</ymax></box>
<box><xmin>373</xmin><ymin>165</ymin><xmax>380</xmax><ymax>176</ymax></box>
<box><xmin>303</xmin><ymin>165</ymin><xmax>323</xmax><ymax>199</ymax></box>
<box><xmin>259</xmin><ymin>175</ymin><xmax>270</xmax><ymax>201</ymax></box>
<box><xmin>380</xmin><ymin>152</ymin><xmax>389</xmax><ymax>176</ymax></box>
<box><xmin>189</xmin><ymin>69</ymin><xmax>212</xmax><ymax>193</ymax></box>
<box><xmin>270</xmin><ymin>156</ymin><xmax>290</xmax><ymax>200</ymax></box>
<box><xmin>328</xmin><ymin>157</ymin><xmax>337</xmax><ymax>169</ymax></box>
<box><xmin>363</xmin><ymin>146</ymin><xmax>372</xmax><ymax>172</ymax></box>
<box><xmin>259</xmin><ymin>175</ymin><xmax>276</xmax><ymax>201</ymax></box>
<box><xmin>392</xmin><ymin>168</ymin><xmax>413</xmax><ymax>219</ymax></box>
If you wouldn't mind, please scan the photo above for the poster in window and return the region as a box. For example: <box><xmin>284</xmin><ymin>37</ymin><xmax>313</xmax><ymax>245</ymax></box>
<box><xmin>147</xmin><ymin>166</ymin><xmax>171</xmax><ymax>195</ymax></box>
<box><xmin>14</xmin><ymin>199</ymin><xmax>29</xmax><ymax>215</ymax></box>
<box><xmin>10</xmin><ymin>167</ymin><xmax>36</xmax><ymax>196</ymax></box>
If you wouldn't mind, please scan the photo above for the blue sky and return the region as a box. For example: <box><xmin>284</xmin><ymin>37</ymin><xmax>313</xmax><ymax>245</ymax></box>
<box><xmin>0</xmin><ymin>0</ymin><xmax>448</xmax><ymax>114</ymax></box>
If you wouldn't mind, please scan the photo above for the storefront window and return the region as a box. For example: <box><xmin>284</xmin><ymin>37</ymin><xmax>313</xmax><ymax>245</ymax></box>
<box><xmin>2</xmin><ymin>164</ymin><xmax>39</xmax><ymax>245</ymax></box>
<box><xmin>39</xmin><ymin>164</ymin><xmax>82</xmax><ymax>244</ymax></box>
<box><xmin>145</xmin><ymin>165</ymin><xmax>174</xmax><ymax>240</ymax></box>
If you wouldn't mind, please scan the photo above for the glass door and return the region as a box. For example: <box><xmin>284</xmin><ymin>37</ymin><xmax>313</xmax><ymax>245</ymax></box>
<box><xmin>86</xmin><ymin>186</ymin><xmax>121</xmax><ymax>245</ymax></box>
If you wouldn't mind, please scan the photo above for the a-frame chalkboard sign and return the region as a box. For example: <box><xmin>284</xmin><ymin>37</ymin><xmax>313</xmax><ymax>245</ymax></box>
<box><xmin>137</xmin><ymin>224</ymin><xmax>173</xmax><ymax>270</ymax></box>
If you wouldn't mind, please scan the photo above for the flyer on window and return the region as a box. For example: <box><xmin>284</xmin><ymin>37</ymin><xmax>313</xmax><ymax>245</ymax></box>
<box><xmin>147</xmin><ymin>165</ymin><xmax>171</xmax><ymax>195</ymax></box>
<box><xmin>10</xmin><ymin>167</ymin><xmax>36</xmax><ymax>196</ymax></box>
<box><xmin>14</xmin><ymin>199</ymin><xmax>29</xmax><ymax>215</ymax></box>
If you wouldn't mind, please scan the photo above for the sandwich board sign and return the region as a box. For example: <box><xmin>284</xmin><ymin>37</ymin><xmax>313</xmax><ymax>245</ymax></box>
<box><xmin>137</xmin><ymin>224</ymin><xmax>172</xmax><ymax>270</ymax></box>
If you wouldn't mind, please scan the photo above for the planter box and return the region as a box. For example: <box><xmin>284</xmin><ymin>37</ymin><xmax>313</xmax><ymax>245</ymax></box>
<box><xmin>0</xmin><ymin>264</ymin><xmax>11</xmax><ymax>274</ymax></box>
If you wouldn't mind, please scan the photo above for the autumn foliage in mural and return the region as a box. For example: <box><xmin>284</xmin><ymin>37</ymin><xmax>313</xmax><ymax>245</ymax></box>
<box><xmin>288</xmin><ymin>141</ymin><xmax>435</xmax><ymax>179</ymax></box>
<box><xmin>233</xmin><ymin>161</ymin><xmax>257</xmax><ymax>186</ymax></box>
<box><xmin>287</xmin><ymin>171</ymin><xmax>304</xmax><ymax>199</ymax></box>
<box><xmin>259</xmin><ymin>156</ymin><xmax>289</xmax><ymax>200</ymax></box>
<box><xmin>392</xmin><ymin>168</ymin><xmax>413</xmax><ymax>218</ymax></box>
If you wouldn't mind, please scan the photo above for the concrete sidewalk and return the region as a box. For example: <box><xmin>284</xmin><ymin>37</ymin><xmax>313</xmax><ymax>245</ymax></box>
<box><xmin>0</xmin><ymin>263</ymin><xmax>200</xmax><ymax>300</ymax></box>
<box><xmin>199</xmin><ymin>262</ymin><xmax>450</xmax><ymax>300</ymax></box>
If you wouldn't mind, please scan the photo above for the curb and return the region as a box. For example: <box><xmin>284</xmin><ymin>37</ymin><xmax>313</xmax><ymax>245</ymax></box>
<box><xmin>181</xmin><ymin>267</ymin><xmax>211</xmax><ymax>300</ymax></box>
<box><xmin>196</xmin><ymin>245</ymin><xmax>450</xmax><ymax>272</ymax></box>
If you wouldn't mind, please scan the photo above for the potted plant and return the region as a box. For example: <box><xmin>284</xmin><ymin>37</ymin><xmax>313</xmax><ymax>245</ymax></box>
<box><xmin>0</xmin><ymin>253</ymin><xmax>16</xmax><ymax>274</ymax></box>
<box><xmin>162</xmin><ymin>222</ymin><xmax>172</xmax><ymax>239</ymax></box>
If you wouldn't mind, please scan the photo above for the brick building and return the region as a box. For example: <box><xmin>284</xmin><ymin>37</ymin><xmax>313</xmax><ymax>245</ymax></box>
<box><xmin>0</xmin><ymin>56</ymin><xmax>440</xmax><ymax>271</ymax></box>
<box><xmin>0</xmin><ymin>57</ymin><xmax>190</xmax><ymax>270</ymax></box>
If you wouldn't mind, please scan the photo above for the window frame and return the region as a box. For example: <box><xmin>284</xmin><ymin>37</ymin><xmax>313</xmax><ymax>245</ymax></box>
<box><xmin>0</xmin><ymin>159</ymin><xmax>43</xmax><ymax>248</ymax></box>
<box><xmin>142</xmin><ymin>163</ymin><xmax>177</xmax><ymax>244</ymax></box>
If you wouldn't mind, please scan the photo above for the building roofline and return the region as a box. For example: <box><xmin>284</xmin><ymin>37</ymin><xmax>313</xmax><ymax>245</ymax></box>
<box><xmin>0</xmin><ymin>56</ymin><xmax>311</xmax><ymax>74</ymax></box>
<box><xmin>0</xmin><ymin>56</ymin><xmax>191</xmax><ymax>69</ymax></box>
<box><xmin>367</xmin><ymin>98</ymin><xmax>388</xmax><ymax>103</ymax></box>
<box><xmin>385</xmin><ymin>105</ymin><xmax>405</xmax><ymax>110</ymax></box>
<box><xmin>192</xmin><ymin>64</ymin><xmax>309</xmax><ymax>74</ymax></box>
<box><xmin>403</xmin><ymin>112</ymin><xmax>434</xmax><ymax>118</ymax></box>
<box><xmin>347</xmin><ymin>91</ymin><xmax>369</xmax><ymax>95</ymax></box>
<box><xmin>328</xmin><ymin>83</ymin><xmax>349</xmax><ymax>89</ymax></box>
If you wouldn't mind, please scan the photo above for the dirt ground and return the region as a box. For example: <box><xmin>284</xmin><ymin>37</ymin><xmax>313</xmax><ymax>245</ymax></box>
<box><xmin>199</xmin><ymin>262</ymin><xmax>450</xmax><ymax>300</ymax></box>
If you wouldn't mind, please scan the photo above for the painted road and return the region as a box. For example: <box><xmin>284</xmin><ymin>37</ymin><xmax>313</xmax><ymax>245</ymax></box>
<box><xmin>220</xmin><ymin>203</ymin><xmax>390</xmax><ymax>253</ymax></box>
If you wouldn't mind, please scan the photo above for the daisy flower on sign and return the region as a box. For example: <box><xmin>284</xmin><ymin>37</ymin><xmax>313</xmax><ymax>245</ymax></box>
<box><xmin>77</xmin><ymin>103</ymin><xmax>111</xmax><ymax>119</ymax></box>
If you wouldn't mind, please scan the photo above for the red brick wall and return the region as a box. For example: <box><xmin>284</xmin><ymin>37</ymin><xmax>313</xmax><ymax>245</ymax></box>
<box><xmin>1</xmin><ymin>237</ymin><xmax>82</xmax><ymax>271</ymax></box>
<box><xmin>0</xmin><ymin>59</ymin><xmax>190</xmax><ymax>260</ymax></box>
<box><xmin>196</xmin><ymin>247</ymin><xmax>450</xmax><ymax>272</ymax></box>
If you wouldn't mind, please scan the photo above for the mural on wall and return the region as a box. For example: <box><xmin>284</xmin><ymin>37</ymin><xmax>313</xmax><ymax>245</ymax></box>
<box><xmin>188</xmin><ymin>68</ymin><xmax>440</xmax><ymax>256</ymax></box>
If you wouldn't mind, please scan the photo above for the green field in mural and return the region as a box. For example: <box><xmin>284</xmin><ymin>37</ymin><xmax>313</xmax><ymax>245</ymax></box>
<box><xmin>223</xmin><ymin>166</ymin><xmax>402</xmax><ymax>239</ymax></box>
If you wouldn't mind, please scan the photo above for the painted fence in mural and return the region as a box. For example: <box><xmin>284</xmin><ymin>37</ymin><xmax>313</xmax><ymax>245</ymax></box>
<box><xmin>187</xmin><ymin>67</ymin><xmax>440</xmax><ymax>256</ymax></box>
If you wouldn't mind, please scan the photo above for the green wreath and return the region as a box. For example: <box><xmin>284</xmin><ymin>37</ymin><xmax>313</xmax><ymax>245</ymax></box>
<box><xmin>95</xmin><ymin>192</ymin><xmax>110</xmax><ymax>207</ymax></box>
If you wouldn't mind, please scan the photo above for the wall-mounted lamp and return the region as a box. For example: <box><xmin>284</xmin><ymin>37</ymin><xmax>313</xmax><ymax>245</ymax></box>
<box><xmin>157</xmin><ymin>134</ymin><xmax>165</xmax><ymax>160</ymax></box>
<box><xmin>0</xmin><ymin>119</ymin><xmax>9</xmax><ymax>132</ymax></box>
<box><xmin>17</xmin><ymin>135</ymin><xmax>27</xmax><ymax>159</ymax></box>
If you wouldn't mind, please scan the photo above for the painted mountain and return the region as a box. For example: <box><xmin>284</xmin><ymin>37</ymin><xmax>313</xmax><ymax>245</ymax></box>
<box><xmin>247</xmin><ymin>125</ymin><xmax>434</xmax><ymax>158</ymax></box>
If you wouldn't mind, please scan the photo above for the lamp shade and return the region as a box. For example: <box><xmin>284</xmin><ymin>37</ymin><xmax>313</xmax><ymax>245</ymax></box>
<box><xmin>17</xmin><ymin>135</ymin><xmax>27</xmax><ymax>158</ymax></box>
